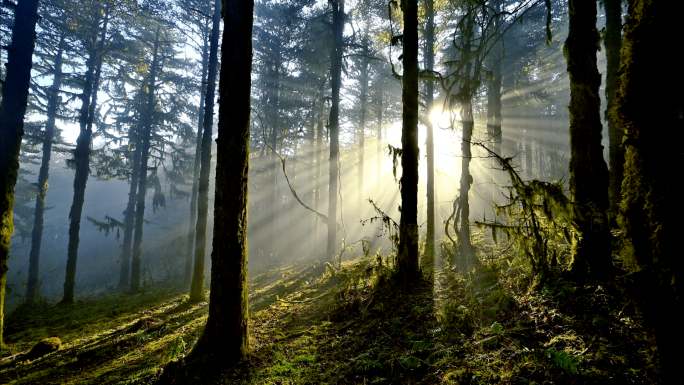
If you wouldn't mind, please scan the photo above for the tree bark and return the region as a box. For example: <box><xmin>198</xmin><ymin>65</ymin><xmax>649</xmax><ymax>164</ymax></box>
<box><xmin>119</xmin><ymin>126</ymin><xmax>142</xmax><ymax>288</ymax></box>
<box><xmin>358</xmin><ymin>50</ymin><xmax>369</xmax><ymax>205</ymax></box>
<box><xmin>190</xmin><ymin>0</ymin><xmax>253</xmax><ymax>362</ymax></box>
<box><xmin>189</xmin><ymin>0</ymin><xmax>220</xmax><ymax>303</ymax></box>
<box><xmin>615</xmin><ymin>1</ymin><xmax>683</xmax><ymax>382</ymax></box>
<box><xmin>327</xmin><ymin>0</ymin><xmax>344</xmax><ymax>259</ymax></box>
<box><xmin>314</xmin><ymin>113</ymin><xmax>323</xmax><ymax>253</ymax></box>
<box><xmin>486</xmin><ymin>0</ymin><xmax>503</xmax><ymax>204</ymax></box>
<box><xmin>27</xmin><ymin>35</ymin><xmax>65</xmax><ymax>302</ymax></box>
<box><xmin>0</xmin><ymin>0</ymin><xmax>41</xmax><ymax>345</ymax></box>
<box><xmin>130</xmin><ymin>26</ymin><xmax>160</xmax><ymax>293</ymax></box>
<box><xmin>564</xmin><ymin>0</ymin><xmax>612</xmax><ymax>278</ymax></box>
<box><xmin>457</xmin><ymin>15</ymin><xmax>475</xmax><ymax>262</ymax></box>
<box><xmin>424</xmin><ymin>0</ymin><xmax>435</xmax><ymax>260</ymax></box>
<box><xmin>604</xmin><ymin>0</ymin><xmax>623</xmax><ymax>224</ymax></box>
<box><xmin>62</xmin><ymin>11</ymin><xmax>109</xmax><ymax>303</ymax></box>
<box><xmin>396</xmin><ymin>0</ymin><xmax>420</xmax><ymax>284</ymax></box>
<box><xmin>186</xmin><ymin>20</ymin><xmax>211</xmax><ymax>285</ymax></box>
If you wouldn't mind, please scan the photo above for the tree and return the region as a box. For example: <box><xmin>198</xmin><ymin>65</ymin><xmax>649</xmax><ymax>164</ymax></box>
<box><xmin>0</xmin><ymin>0</ymin><xmax>41</xmax><ymax>345</ymax></box>
<box><xmin>603</xmin><ymin>0</ymin><xmax>623</xmax><ymax>224</ymax></box>
<box><xmin>423</xmin><ymin>0</ymin><xmax>436</xmax><ymax>261</ymax></box>
<box><xmin>189</xmin><ymin>0</ymin><xmax>220</xmax><ymax>303</ymax></box>
<box><xmin>395</xmin><ymin>0</ymin><xmax>420</xmax><ymax>284</ymax></box>
<box><xmin>564</xmin><ymin>0</ymin><xmax>612</xmax><ymax>278</ymax></box>
<box><xmin>27</xmin><ymin>34</ymin><xmax>66</xmax><ymax>304</ymax></box>
<box><xmin>190</xmin><ymin>0</ymin><xmax>253</xmax><ymax>361</ymax></box>
<box><xmin>176</xmin><ymin>0</ymin><xmax>214</xmax><ymax>286</ymax></box>
<box><xmin>326</xmin><ymin>0</ymin><xmax>344</xmax><ymax>259</ymax></box>
<box><xmin>62</xmin><ymin>4</ymin><xmax>112</xmax><ymax>303</ymax></box>
<box><xmin>614</xmin><ymin>0</ymin><xmax>683</xmax><ymax>382</ymax></box>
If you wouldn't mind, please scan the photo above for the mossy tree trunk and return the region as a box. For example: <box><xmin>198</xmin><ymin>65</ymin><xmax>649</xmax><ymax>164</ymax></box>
<box><xmin>28</xmin><ymin>35</ymin><xmax>65</xmax><ymax>301</ymax></box>
<box><xmin>0</xmin><ymin>0</ymin><xmax>41</xmax><ymax>345</ymax></box>
<box><xmin>186</xmin><ymin>21</ymin><xmax>211</xmax><ymax>286</ymax></box>
<box><xmin>564</xmin><ymin>0</ymin><xmax>612</xmax><ymax>278</ymax></box>
<box><xmin>615</xmin><ymin>0</ymin><xmax>683</xmax><ymax>382</ymax></box>
<box><xmin>604</xmin><ymin>0</ymin><xmax>623</xmax><ymax>225</ymax></box>
<box><xmin>190</xmin><ymin>0</ymin><xmax>253</xmax><ymax>361</ymax></box>
<box><xmin>327</xmin><ymin>0</ymin><xmax>344</xmax><ymax>260</ymax></box>
<box><xmin>130</xmin><ymin>27</ymin><xmax>160</xmax><ymax>293</ymax></box>
<box><xmin>396</xmin><ymin>0</ymin><xmax>420</xmax><ymax>284</ymax></box>
<box><xmin>424</xmin><ymin>0</ymin><xmax>436</xmax><ymax>262</ymax></box>
<box><xmin>189</xmin><ymin>0</ymin><xmax>220</xmax><ymax>303</ymax></box>
<box><xmin>62</xmin><ymin>11</ymin><xmax>109</xmax><ymax>304</ymax></box>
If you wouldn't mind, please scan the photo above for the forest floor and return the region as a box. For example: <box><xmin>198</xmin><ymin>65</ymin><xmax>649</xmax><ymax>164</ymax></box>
<box><xmin>0</xmin><ymin>240</ymin><xmax>650</xmax><ymax>384</ymax></box>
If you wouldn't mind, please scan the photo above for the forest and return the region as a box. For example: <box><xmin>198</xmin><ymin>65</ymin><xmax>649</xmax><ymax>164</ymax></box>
<box><xmin>0</xmin><ymin>0</ymin><xmax>681</xmax><ymax>383</ymax></box>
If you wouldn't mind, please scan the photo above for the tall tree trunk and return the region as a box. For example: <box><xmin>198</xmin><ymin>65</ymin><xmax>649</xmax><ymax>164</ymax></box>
<box><xmin>314</xmin><ymin>113</ymin><xmax>323</xmax><ymax>253</ymax></box>
<box><xmin>486</xmin><ymin>0</ymin><xmax>503</xmax><ymax>204</ymax></box>
<box><xmin>396</xmin><ymin>0</ymin><xmax>420</xmax><ymax>284</ymax></box>
<box><xmin>604</xmin><ymin>0</ymin><xmax>623</xmax><ymax>225</ymax></box>
<box><xmin>267</xmin><ymin>56</ymin><xmax>280</xmax><ymax>261</ymax></box>
<box><xmin>190</xmin><ymin>0</ymin><xmax>220</xmax><ymax>303</ymax></box>
<box><xmin>27</xmin><ymin>36</ymin><xmax>65</xmax><ymax>301</ymax></box>
<box><xmin>457</xmin><ymin>16</ymin><xmax>475</xmax><ymax>262</ymax></box>
<box><xmin>615</xmin><ymin>1</ymin><xmax>683</xmax><ymax>382</ymax></box>
<box><xmin>190</xmin><ymin>0</ymin><xmax>253</xmax><ymax>361</ymax></box>
<box><xmin>186</xmin><ymin>21</ymin><xmax>211</xmax><ymax>285</ymax></box>
<box><xmin>565</xmin><ymin>0</ymin><xmax>612</xmax><ymax>278</ymax></box>
<box><xmin>0</xmin><ymin>0</ymin><xmax>40</xmax><ymax>345</ymax></box>
<box><xmin>376</xmin><ymin>81</ymin><xmax>383</xmax><ymax>191</ymax></box>
<box><xmin>424</xmin><ymin>0</ymin><xmax>435</xmax><ymax>260</ymax></box>
<box><xmin>327</xmin><ymin>0</ymin><xmax>344</xmax><ymax>259</ymax></box>
<box><xmin>358</xmin><ymin>54</ymin><xmax>369</xmax><ymax>205</ymax></box>
<box><xmin>130</xmin><ymin>27</ymin><xmax>160</xmax><ymax>293</ymax></box>
<box><xmin>119</xmin><ymin>126</ymin><xmax>143</xmax><ymax>288</ymax></box>
<box><xmin>62</xmin><ymin>12</ymin><xmax>109</xmax><ymax>304</ymax></box>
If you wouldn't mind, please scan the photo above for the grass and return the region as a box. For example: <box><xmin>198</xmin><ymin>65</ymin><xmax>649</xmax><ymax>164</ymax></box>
<box><xmin>0</xmin><ymin>238</ymin><xmax>650</xmax><ymax>384</ymax></box>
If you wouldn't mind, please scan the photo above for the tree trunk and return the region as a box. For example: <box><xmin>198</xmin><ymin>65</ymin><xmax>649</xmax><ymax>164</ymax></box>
<box><xmin>62</xmin><ymin>12</ymin><xmax>109</xmax><ymax>303</ymax></box>
<box><xmin>457</xmin><ymin>16</ymin><xmax>475</xmax><ymax>262</ymax></box>
<box><xmin>130</xmin><ymin>27</ymin><xmax>160</xmax><ymax>293</ymax></box>
<box><xmin>424</xmin><ymin>0</ymin><xmax>435</xmax><ymax>261</ymax></box>
<box><xmin>0</xmin><ymin>0</ymin><xmax>40</xmax><ymax>345</ymax></box>
<box><xmin>396</xmin><ymin>0</ymin><xmax>420</xmax><ymax>284</ymax></box>
<box><xmin>327</xmin><ymin>0</ymin><xmax>344</xmax><ymax>259</ymax></box>
<box><xmin>190</xmin><ymin>0</ymin><xmax>220</xmax><ymax>303</ymax></box>
<box><xmin>190</xmin><ymin>0</ymin><xmax>253</xmax><ymax>362</ymax></box>
<box><xmin>604</xmin><ymin>0</ymin><xmax>623</xmax><ymax>225</ymax></box>
<box><xmin>314</xmin><ymin>113</ymin><xmax>323</xmax><ymax>253</ymax></box>
<box><xmin>564</xmin><ymin>0</ymin><xmax>612</xmax><ymax>278</ymax></box>
<box><xmin>486</xmin><ymin>0</ymin><xmax>503</xmax><ymax>204</ymax></box>
<box><xmin>186</xmin><ymin>20</ymin><xmax>211</xmax><ymax>285</ymax></box>
<box><xmin>615</xmin><ymin>1</ymin><xmax>683</xmax><ymax>382</ymax></box>
<box><xmin>376</xmin><ymin>81</ymin><xmax>383</xmax><ymax>191</ymax></box>
<box><xmin>119</xmin><ymin>126</ymin><xmax>143</xmax><ymax>288</ymax></box>
<box><xmin>358</xmin><ymin>53</ymin><xmax>369</xmax><ymax>205</ymax></box>
<box><xmin>27</xmin><ymin>36</ymin><xmax>65</xmax><ymax>302</ymax></box>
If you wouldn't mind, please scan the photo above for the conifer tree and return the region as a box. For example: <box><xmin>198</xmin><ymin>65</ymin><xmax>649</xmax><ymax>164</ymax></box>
<box><xmin>191</xmin><ymin>0</ymin><xmax>253</xmax><ymax>362</ymax></box>
<box><xmin>0</xmin><ymin>0</ymin><xmax>41</xmax><ymax>345</ymax></box>
<box><xmin>615</xmin><ymin>0</ymin><xmax>683</xmax><ymax>381</ymax></box>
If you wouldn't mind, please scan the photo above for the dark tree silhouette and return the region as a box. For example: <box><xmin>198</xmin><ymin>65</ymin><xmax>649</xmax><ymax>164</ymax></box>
<box><xmin>190</xmin><ymin>0</ymin><xmax>253</xmax><ymax>362</ymax></box>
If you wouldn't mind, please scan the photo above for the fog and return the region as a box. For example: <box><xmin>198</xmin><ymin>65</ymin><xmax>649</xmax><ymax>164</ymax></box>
<box><xmin>2</xmin><ymin>0</ymin><xmax>612</xmax><ymax>311</ymax></box>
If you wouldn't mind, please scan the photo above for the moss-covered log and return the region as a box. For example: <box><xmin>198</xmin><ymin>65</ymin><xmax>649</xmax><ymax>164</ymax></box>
<box><xmin>615</xmin><ymin>0</ymin><xmax>684</xmax><ymax>382</ymax></box>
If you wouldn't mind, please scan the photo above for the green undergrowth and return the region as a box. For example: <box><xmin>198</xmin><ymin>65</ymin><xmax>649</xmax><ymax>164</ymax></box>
<box><xmin>1</xmin><ymin>240</ymin><xmax>650</xmax><ymax>384</ymax></box>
